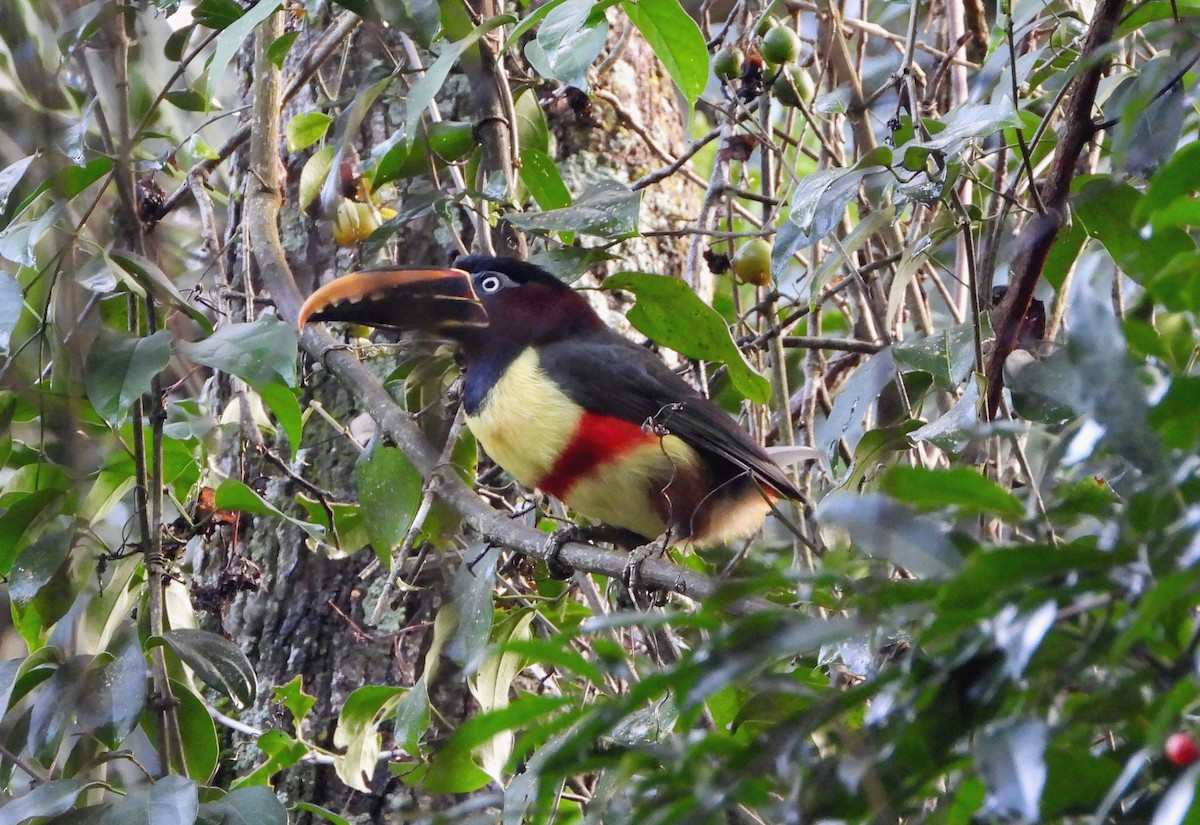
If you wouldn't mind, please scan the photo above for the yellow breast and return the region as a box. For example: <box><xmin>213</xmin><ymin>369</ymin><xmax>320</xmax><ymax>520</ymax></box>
<box><xmin>464</xmin><ymin>348</ymin><xmax>580</xmax><ymax>488</ymax></box>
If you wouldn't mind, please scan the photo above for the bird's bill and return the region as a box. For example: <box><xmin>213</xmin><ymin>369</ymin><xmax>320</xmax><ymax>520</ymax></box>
<box><xmin>297</xmin><ymin>268</ymin><xmax>488</xmax><ymax>333</ymax></box>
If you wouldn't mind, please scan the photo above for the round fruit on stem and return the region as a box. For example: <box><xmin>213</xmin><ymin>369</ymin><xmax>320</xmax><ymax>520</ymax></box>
<box><xmin>773</xmin><ymin>64</ymin><xmax>814</xmax><ymax>107</ymax></box>
<box><xmin>732</xmin><ymin>238</ymin><xmax>773</xmax><ymax>286</ymax></box>
<box><xmin>1166</xmin><ymin>732</ymin><xmax>1200</xmax><ymax>767</ymax></box>
<box><xmin>760</xmin><ymin>25</ymin><xmax>801</xmax><ymax>65</ymax></box>
<box><xmin>714</xmin><ymin>46</ymin><xmax>745</xmax><ymax>82</ymax></box>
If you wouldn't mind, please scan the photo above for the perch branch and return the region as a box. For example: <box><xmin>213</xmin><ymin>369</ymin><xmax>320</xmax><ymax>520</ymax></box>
<box><xmin>984</xmin><ymin>0</ymin><xmax>1126</xmax><ymax>416</ymax></box>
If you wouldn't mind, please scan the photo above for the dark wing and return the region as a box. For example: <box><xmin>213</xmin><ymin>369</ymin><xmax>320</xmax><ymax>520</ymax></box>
<box><xmin>538</xmin><ymin>331</ymin><xmax>805</xmax><ymax>501</ymax></box>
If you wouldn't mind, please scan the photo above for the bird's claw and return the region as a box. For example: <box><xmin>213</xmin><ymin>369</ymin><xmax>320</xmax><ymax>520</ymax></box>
<box><xmin>543</xmin><ymin>525</ymin><xmax>645</xmax><ymax>580</ymax></box>
<box><xmin>622</xmin><ymin>537</ymin><xmax>668</xmax><ymax>592</ymax></box>
<box><xmin>543</xmin><ymin>525</ymin><xmax>588</xmax><ymax>580</ymax></box>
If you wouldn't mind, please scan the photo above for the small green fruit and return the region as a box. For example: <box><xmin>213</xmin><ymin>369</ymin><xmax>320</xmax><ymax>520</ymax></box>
<box><xmin>760</xmin><ymin>25</ymin><xmax>801</xmax><ymax>65</ymax></box>
<box><xmin>773</xmin><ymin>64</ymin><xmax>814</xmax><ymax>107</ymax></box>
<box><xmin>713</xmin><ymin>46</ymin><xmax>745</xmax><ymax>81</ymax></box>
<box><xmin>732</xmin><ymin>239</ymin><xmax>773</xmax><ymax>286</ymax></box>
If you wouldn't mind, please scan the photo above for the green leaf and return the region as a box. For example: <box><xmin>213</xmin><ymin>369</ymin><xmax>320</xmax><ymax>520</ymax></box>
<box><xmin>266</xmin><ymin>30</ymin><xmax>299</xmax><ymax>67</ymax></box>
<box><xmin>819</xmin><ymin>492</ymin><xmax>962</xmax><ymax>578</ymax></box>
<box><xmin>405</xmin><ymin>745</ymin><xmax>492</xmax><ymax>793</ymax></box>
<box><xmin>103</xmin><ymin>774</ymin><xmax>199</xmax><ymax>825</ymax></box>
<box><xmin>392</xmin><ymin>679</ymin><xmax>430</xmax><ymax>755</ymax></box>
<box><xmin>165</xmin><ymin>88</ymin><xmax>213</xmax><ymax>112</ymax></box>
<box><xmin>165</xmin><ymin>23</ymin><xmax>195</xmax><ymax>61</ymax></box>
<box><xmin>518</xmin><ymin>149</ymin><xmax>572</xmax><ymax>212</ymax></box>
<box><xmin>404</xmin><ymin>15</ymin><xmax>516</xmax><ymax>145</ymax></box>
<box><xmin>292</xmin><ymin>803</ymin><xmax>351</xmax><ymax>825</ymax></box>
<box><xmin>469</xmin><ymin>610</ymin><xmax>536</xmax><ymax>782</ymax></box>
<box><xmin>257</xmin><ymin>379</ymin><xmax>303</xmax><ymax>460</ymax></box>
<box><xmin>522</xmin><ymin>0</ymin><xmax>608</xmax><ymax>90</ymax></box>
<box><xmin>444</xmin><ymin>545</ymin><xmax>500</xmax><ymax>668</ymax></box>
<box><xmin>1112</xmin><ymin>570</ymin><xmax>1200</xmax><ymax>659</ymax></box>
<box><xmin>0</xmin><ymin>201</ymin><xmax>64</xmax><ymax>267</ymax></box>
<box><xmin>27</xmin><ymin>657</ymin><xmax>89</xmax><ymax>764</ymax></box>
<box><xmin>1073</xmin><ymin>176</ymin><xmax>1195</xmax><ymax>283</ymax></box>
<box><xmin>294</xmin><ymin>493</ymin><xmax>366</xmax><ymax>556</ymax></box>
<box><xmin>778</xmin><ymin>161</ymin><xmax>887</xmax><ymax>262</ymax></box>
<box><xmin>1150</xmin><ymin>375</ymin><xmax>1200</xmax><ymax>449</ymax></box>
<box><xmin>513</xmin><ymin>88</ymin><xmax>549</xmax><ymax>156</ymax></box>
<box><xmin>0</xmin><ymin>658</ymin><xmax>21</xmax><ymax>713</ymax></box>
<box><xmin>0</xmin><ymin>269</ymin><xmax>23</xmax><ymax>355</ymax></box>
<box><xmin>299</xmin><ymin>145</ymin><xmax>336</xmax><ymax>211</ymax></box>
<box><xmin>505</xmin><ymin>0</ymin><xmax>569</xmax><ymax>47</ymax></box>
<box><xmin>85</xmin><ymin>329</ymin><xmax>172</xmax><ymax>427</ymax></box>
<box><xmin>974</xmin><ymin>718</ymin><xmax>1047</xmax><ymax>821</ymax></box>
<box><xmin>371</xmin><ymin>121</ymin><xmax>476</xmax><ymax>187</ymax></box>
<box><xmin>937</xmin><ymin>543</ymin><xmax>1115</xmax><ymax>611</ymax></box>
<box><xmin>491</xmin><ymin>637</ymin><xmax>604</xmax><ymax>685</ymax></box>
<box><xmin>380</xmin><ymin>0</ymin><xmax>439</xmax><ymax>46</ymax></box>
<box><xmin>882</xmin><ymin>466</ymin><xmax>1025</xmax><ymax>520</ymax></box>
<box><xmin>78</xmin><ymin>625</ymin><xmax>146</xmax><ymax>747</ymax></box>
<box><xmin>1107</xmin><ymin>55</ymin><xmax>1188</xmax><ymax>176</ymax></box>
<box><xmin>9</xmin><ymin>528</ymin><xmax>73</xmax><ymax>608</ymax></box>
<box><xmin>205</xmin><ymin>0</ymin><xmax>286</xmax><ymax>102</ymax></box>
<box><xmin>892</xmin><ymin>324</ymin><xmax>976</xmax><ymax>390</ymax></box>
<box><xmin>603</xmin><ymin>271</ymin><xmax>771</xmax><ymax>403</ymax></box>
<box><xmin>176</xmin><ymin>316</ymin><xmax>298</xmax><ymax>389</ymax></box>
<box><xmin>13</xmin><ymin>157</ymin><xmax>114</xmax><ymax>218</ymax></box>
<box><xmin>1042</xmin><ymin>217</ymin><xmax>1087</xmax><ymax>291</ymax></box>
<box><xmin>215</xmin><ymin>478</ymin><xmax>326</xmax><ymax>543</ymax></box>
<box><xmin>192</xmin><ymin>0</ymin><xmax>245</xmax><ymax>29</ymax></box>
<box><xmin>316</xmin><ymin>71</ymin><xmax>397</xmax><ymax>214</ymax></box>
<box><xmin>232</xmin><ymin>729</ymin><xmax>309</xmax><ymax>788</ymax></box>
<box><xmin>330</xmin><ymin>0</ymin><xmax>379</xmax><ymax>18</ymax></box>
<box><xmin>815</xmin><ymin>349</ymin><xmax>896</xmax><ymax>455</ymax></box>
<box><xmin>1141</xmin><ymin>251</ymin><xmax>1200</xmax><ymax>314</ymax></box>
<box><xmin>0</xmin><ymin>778</ymin><xmax>104</xmax><ymax>825</ymax></box>
<box><xmin>0</xmin><ymin>489</ymin><xmax>64</xmax><ymax>576</ymax></box>
<box><xmin>334</xmin><ymin>685</ymin><xmax>408</xmax><ymax>792</ymax></box>
<box><xmin>355</xmin><ymin>445</ymin><xmax>424</xmax><ymax>566</ymax></box>
<box><xmin>108</xmin><ymin>251</ymin><xmax>213</xmax><ymax>331</ymax></box>
<box><xmin>527</xmin><ymin>246</ymin><xmax>616</xmax><ymax>281</ymax></box>
<box><xmin>286</xmin><ymin>111</ymin><xmax>334</xmax><ymax>152</ymax></box>
<box><xmin>1139</xmin><ymin>142</ymin><xmax>1200</xmax><ymax>230</ymax></box>
<box><xmin>197</xmin><ymin>786</ymin><xmax>288</xmax><ymax>825</ymax></box>
<box><xmin>273</xmin><ymin>675</ymin><xmax>317</xmax><ymax>736</ymax></box>
<box><xmin>508</xmin><ymin>178</ymin><xmax>639</xmax><ymax>237</ymax></box>
<box><xmin>141</xmin><ymin>682</ymin><xmax>217</xmax><ymax>781</ymax></box>
<box><xmin>152</xmin><ymin>628</ymin><xmax>258</xmax><ymax>709</ymax></box>
<box><xmin>0</xmin><ymin>154</ymin><xmax>37</xmax><ymax>213</ymax></box>
<box><xmin>898</xmin><ymin>99</ymin><xmax>1021</xmax><ymax>170</ymax></box>
<box><xmin>621</xmin><ymin>0</ymin><xmax>707</xmax><ymax>111</ymax></box>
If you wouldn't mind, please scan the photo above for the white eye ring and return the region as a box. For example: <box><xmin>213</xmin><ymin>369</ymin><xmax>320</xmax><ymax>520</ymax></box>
<box><xmin>478</xmin><ymin>274</ymin><xmax>503</xmax><ymax>293</ymax></box>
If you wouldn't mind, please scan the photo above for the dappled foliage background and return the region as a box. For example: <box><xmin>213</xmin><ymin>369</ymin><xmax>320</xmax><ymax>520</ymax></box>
<box><xmin>2</xmin><ymin>0</ymin><xmax>1200</xmax><ymax>822</ymax></box>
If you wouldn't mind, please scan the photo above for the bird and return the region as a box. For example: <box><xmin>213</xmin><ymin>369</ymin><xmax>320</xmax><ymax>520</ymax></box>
<box><xmin>298</xmin><ymin>255</ymin><xmax>806</xmax><ymax>563</ymax></box>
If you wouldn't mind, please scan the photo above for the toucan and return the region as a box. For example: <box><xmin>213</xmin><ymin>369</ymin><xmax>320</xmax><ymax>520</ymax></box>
<box><xmin>298</xmin><ymin>256</ymin><xmax>805</xmax><ymax>555</ymax></box>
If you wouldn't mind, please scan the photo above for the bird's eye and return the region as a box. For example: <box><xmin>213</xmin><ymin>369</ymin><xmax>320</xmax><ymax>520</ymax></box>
<box><xmin>477</xmin><ymin>273</ymin><xmax>504</xmax><ymax>294</ymax></box>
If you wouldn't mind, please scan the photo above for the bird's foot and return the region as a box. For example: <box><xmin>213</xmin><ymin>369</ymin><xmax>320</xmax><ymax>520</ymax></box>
<box><xmin>543</xmin><ymin>524</ymin><xmax>643</xmax><ymax>580</ymax></box>
<box><xmin>622</xmin><ymin>536</ymin><xmax>669</xmax><ymax>593</ymax></box>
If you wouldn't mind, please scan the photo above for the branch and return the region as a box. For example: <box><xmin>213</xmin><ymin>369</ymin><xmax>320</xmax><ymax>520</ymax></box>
<box><xmin>984</xmin><ymin>0</ymin><xmax>1126</xmax><ymax>416</ymax></box>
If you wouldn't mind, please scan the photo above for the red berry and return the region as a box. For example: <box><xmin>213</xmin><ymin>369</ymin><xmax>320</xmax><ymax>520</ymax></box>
<box><xmin>1166</xmin><ymin>732</ymin><xmax>1200</xmax><ymax>766</ymax></box>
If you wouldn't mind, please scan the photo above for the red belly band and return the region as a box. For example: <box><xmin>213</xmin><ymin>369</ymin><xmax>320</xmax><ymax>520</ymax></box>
<box><xmin>537</xmin><ymin>412</ymin><xmax>656</xmax><ymax>498</ymax></box>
